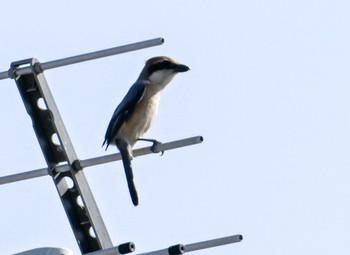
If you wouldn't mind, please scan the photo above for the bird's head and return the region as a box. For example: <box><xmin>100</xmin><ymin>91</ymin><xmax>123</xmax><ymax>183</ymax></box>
<box><xmin>138</xmin><ymin>56</ymin><xmax>190</xmax><ymax>86</ymax></box>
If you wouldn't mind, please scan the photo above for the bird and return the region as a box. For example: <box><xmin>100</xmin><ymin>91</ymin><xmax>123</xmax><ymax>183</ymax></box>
<box><xmin>103</xmin><ymin>56</ymin><xmax>190</xmax><ymax>206</ymax></box>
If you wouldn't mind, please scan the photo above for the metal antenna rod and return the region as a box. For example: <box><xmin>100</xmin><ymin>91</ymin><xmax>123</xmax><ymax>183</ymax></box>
<box><xmin>0</xmin><ymin>136</ymin><xmax>203</xmax><ymax>185</ymax></box>
<box><xmin>85</xmin><ymin>242</ymin><xmax>135</xmax><ymax>255</ymax></box>
<box><xmin>135</xmin><ymin>235</ymin><xmax>243</xmax><ymax>255</ymax></box>
<box><xmin>0</xmin><ymin>37</ymin><xmax>164</xmax><ymax>80</ymax></box>
<box><xmin>184</xmin><ymin>234</ymin><xmax>243</xmax><ymax>252</ymax></box>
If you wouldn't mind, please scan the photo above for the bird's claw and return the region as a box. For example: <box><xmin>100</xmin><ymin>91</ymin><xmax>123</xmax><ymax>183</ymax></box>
<box><xmin>137</xmin><ymin>138</ymin><xmax>164</xmax><ymax>156</ymax></box>
<box><xmin>151</xmin><ymin>140</ymin><xmax>164</xmax><ymax>156</ymax></box>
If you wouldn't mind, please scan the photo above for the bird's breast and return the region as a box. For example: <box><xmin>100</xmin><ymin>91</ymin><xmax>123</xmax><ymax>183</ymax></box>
<box><xmin>118</xmin><ymin>90</ymin><xmax>161</xmax><ymax>146</ymax></box>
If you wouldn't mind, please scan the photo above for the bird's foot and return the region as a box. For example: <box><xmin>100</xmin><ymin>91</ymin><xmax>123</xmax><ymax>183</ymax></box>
<box><xmin>151</xmin><ymin>140</ymin><xmax>164</xmax><ymax>156</ymax></box>
<box><xmin>138</xmin><ymin>138</ymin><xmax>164</xmax><ymax>156</ymax></box>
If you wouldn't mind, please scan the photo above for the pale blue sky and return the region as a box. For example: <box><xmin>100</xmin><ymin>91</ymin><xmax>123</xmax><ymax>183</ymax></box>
<box><xmin>1</xmin><ymin>1</ymin><xmax>350</xmax><ymax>254</ymax></box>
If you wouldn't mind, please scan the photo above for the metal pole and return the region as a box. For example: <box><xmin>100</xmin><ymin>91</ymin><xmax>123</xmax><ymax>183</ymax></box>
<box><xmin>184</xmin><ymin>234</ymin><xmax>243</xmax><ymax>252</ymax></box>
<box><xmin>85</xmin><ymin>247</ymin><xmax>120</xmax><ymax>255</ymax></box>
<box><xmin>0</xmin><ymin>136</ymin><xmax>203</xmax><ymax>185</ymax></box>
<box><xmin>0</xmin><ymin>167</ymin><xmax>48</xmax><ymax>185</ymax></box>
<box><xmin>80</xmin><ymin>136</ymin><xmax>204</xmax><ymax>169</ymax></box>
<box><xmin>135</xmin><ymin>235</ymin><xmax>243</xmax><ymax>255</ymax></box>
<box><xmin>0</xmin><ymin>37</ymin><xmax>164</xmax><ymax>80</ymax></box>
<box><xmin>10</xmin><ymin>58</ymin><xmax>114</xmax><ymax>253</ymax></box>
<box><xmin>136</xmin><ymin>245</ymin><xmax>184</xmax><ymax>255</ymax></box>
<box><xmin>85</xmin><ymin>242</ymin><xmax>135</xmax><ymax>255</ymax></box>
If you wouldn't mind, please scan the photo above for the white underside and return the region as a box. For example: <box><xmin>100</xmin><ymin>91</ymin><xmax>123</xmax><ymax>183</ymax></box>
<box><xmin>117</xmin><ymin>69</ymin><xmax>177</xmax><ymax>146</ymax></box>
<box><xmin>117</xmin><ymin>89</ymin><xmax>161</xmax><ymax>146</ymax></box>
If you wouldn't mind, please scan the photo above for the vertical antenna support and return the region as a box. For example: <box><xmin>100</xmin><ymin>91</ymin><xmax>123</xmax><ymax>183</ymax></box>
<box><xmin>10</xmin><ymin>58</ymin><xmax>114</xmax><ymax>254</ymax></box>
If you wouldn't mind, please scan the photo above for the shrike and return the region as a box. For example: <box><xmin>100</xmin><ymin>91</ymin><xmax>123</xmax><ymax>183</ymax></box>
<box><xmin>103</xmin><ymin>56</ymin><xmax>190</xmax><ymax>206</ymax></box>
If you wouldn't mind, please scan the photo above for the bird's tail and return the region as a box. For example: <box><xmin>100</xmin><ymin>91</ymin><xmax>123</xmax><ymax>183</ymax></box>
<box><xmin>119</xmin><ymin>147</ymin><xmax>139</xmax><ymax>206</ymax></box>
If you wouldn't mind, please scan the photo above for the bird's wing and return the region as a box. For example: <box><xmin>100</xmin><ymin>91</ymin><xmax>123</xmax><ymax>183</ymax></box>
<box><xmin>103</xmin><ymin>80</ymin><xmax>147</xmax><ymax>149</ymax></box>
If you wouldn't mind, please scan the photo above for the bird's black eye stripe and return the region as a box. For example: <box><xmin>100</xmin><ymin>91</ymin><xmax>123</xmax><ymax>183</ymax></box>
<box><xmin>148</xmin><ymin>60</ymin><xmax>177</xmax><ymax>74</ymax></box>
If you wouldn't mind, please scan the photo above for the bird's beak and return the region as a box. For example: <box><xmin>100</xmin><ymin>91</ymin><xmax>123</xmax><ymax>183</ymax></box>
<box><xmin>176</xmin><ymin>64</ymin><xmax>190</xmax><ymax>72</ymax></box>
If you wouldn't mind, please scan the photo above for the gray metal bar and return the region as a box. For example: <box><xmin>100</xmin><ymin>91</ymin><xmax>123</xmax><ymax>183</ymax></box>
<box><xmin>0</xmin><ymin>37</ymin><xmax>164</xmax><ymax>80</ymax></box>
<box><xmin>81</xmin><ymin>136</ymin><xmax>204</xmax><ymax>169</ymax></box>
<box><xmin>85</xmin><ymin>241</ymin><xmax>135</xmax><ymax>255</ymax></box>
<box><xmin>136</xmin><ymin>245</ymin><xmax>183</xmax><ymax>255</ymax></box>
<box><xmin>135</xmin><ymin>235</ymin><xmax>242</xmax><ymax>255</ymax></box>
<box><xmin>136</xmin><ymin>248</ymin><xmax>172</xmax><ymax>255</ymax></box>
<box><xmin>0</xmin><ymin>167</ymin><xmax>48</xmax><ymax>185</ymax></box>
<box><xmin>0</xmin><ymin>136</ymin><xmax>203</xmax><ymax>185</ymax></box>
<box><xmin>184</xmin><ymin>234</ymin><xmax>243</xmax><ymax>252</ymax></box>
<box><xmin>85</xmin><ymin>247</ymin><xmax>120</xmax><ymax>255</ymax></box>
